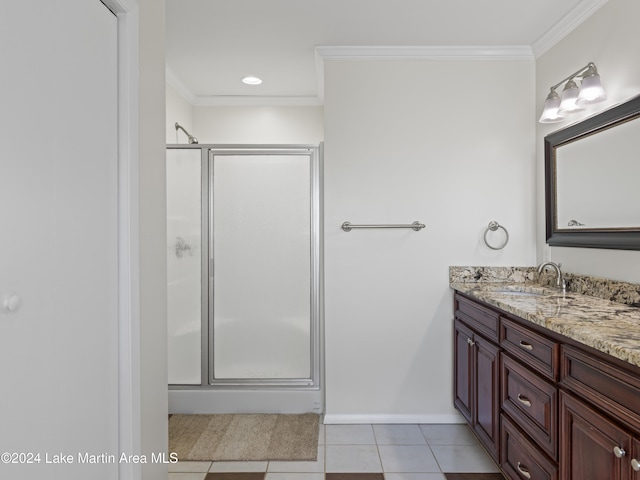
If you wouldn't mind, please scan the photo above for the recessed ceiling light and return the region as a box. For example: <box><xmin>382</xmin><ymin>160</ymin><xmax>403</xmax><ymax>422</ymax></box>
<box><xmin>242</xmin><ymin>76</ymin><xmax>262</xmax><ymax>85</ymax></box>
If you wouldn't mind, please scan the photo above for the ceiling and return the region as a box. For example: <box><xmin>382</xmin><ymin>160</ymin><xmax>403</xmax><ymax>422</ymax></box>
<box><xmin>165</xmin><ymin>0</ymin><xmax>607</xmax><ymax>106</ymax></box>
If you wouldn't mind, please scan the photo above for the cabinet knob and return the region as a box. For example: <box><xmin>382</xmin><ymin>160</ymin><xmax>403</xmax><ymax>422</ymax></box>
<box><xmin>631</xmin><ymin>458</ymin><xmax>640</xmax><ymax>471</ymax></box>
<box><xmin>467</xmin><ymin>338</ymin><xmax>476</xmax><ymax>346</ymax></box>
<box><xmin>613</xmin><ymin>446</ymin><xmax>626</xmax><ymax>458</ymax></box>
<box><xmin>516</xmin><ymin>462</ymin><xmax>532</xmax><ymax>479</ymax></box>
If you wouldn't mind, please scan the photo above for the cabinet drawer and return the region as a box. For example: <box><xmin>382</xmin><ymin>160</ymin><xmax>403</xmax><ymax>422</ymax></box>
<box><xmin>560</xmin><ymin>345</ymin><xmax>640</xmax><ymax>433</ymax></box>
<box><xmin>501</xmin><ymin>353</ymin><xmax>558</xmax><ymax>460</ymax></box>
<box><xmin>501</xmin><ymin>316</ymin><xmax>559</xmax><ymax>380</ymax></box>
<box><xmin>455</xmin><ymin>293</ymin><xmax>500</xmax><ymax>342</ymax></box>
<box><xmin>501</xmin><ymin>414</ymin><xmax>558</xmax><ymax>480</ymax></box>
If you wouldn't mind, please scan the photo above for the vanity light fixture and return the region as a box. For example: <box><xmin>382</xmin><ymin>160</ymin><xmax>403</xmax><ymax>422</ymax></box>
<box><xmin>242</xmin><ymin>75</ymin><xmax>262</xmax><ymax>85</ymax></box>
<box><xmin>539</xmin><ymin>62</ymin><xmax>606</xmax><ymax>123</ymax></box>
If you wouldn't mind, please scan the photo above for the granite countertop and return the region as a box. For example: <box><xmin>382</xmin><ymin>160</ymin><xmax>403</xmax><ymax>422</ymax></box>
<box><xmin>449</xmin><ymin>267</ymin><xmax>640</xmax><ymax>368</ymax></box>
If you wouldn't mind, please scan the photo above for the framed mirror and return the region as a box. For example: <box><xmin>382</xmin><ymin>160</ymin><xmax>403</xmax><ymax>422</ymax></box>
<box><xmin>544</xmin><ymin>94</ymin><xmax>640</xmax><ymax>250</ymax></box>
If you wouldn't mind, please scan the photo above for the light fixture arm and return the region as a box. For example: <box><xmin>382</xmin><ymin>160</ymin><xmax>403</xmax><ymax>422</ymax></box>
<box><xmin>548</xmin><ymin>62</ymin><xmax>597</xmax><ymax>93</ymax></box>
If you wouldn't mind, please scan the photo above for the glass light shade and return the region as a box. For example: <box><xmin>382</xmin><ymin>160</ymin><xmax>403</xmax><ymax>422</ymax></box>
<box><xmin>576</xmin><ymin>73</ymin><xmax>606</xmax><ymax>105</ymax></box>
<box><xmin>539</xmin><ymin>91</ymin><xmax>566</xmax><ymax>123</ymax></box>
<box><xmin>558</xmin><ymin>80</ymin><xmax>586</xmax><ymax>115</ymax></box>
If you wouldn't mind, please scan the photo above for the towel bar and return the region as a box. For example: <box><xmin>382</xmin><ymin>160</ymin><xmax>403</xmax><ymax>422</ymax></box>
<box><xmin>341</xmin><ymin>221</ymin><xmax>425</xmax><ymax>232</ymax></box>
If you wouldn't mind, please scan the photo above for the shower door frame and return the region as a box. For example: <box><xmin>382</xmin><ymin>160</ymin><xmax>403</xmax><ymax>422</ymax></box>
<box><xmin>167</xmin><ymin>144</ymin><xmax>324</xmax><ymax>413</ymax></box>
<box><xmin>208</xmin><ymin>146</ymin><xmax>323</xmax><ymax>388</ymax></box>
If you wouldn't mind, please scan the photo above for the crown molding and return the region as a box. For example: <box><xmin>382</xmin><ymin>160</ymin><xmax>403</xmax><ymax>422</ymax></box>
<box><xmin>531</xmin><ymin>0</ymin><xmax>609</xmax><ymax>58</ymax></box>
<box><xmin>315</xmin><ymin>45</ymin><xmax>534</xmax><ymax>60</ymax></box>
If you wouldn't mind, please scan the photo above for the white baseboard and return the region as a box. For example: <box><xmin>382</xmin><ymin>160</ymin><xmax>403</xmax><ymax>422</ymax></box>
<box><xmin>323</xmin><ymin>413</ymin><xmax>466</xmax><ymax>424</ymax></box>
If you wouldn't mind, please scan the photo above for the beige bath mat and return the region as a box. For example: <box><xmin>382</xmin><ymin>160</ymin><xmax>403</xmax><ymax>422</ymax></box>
<box><xmin>169</xmin><ymin>413</ymin><xmax>320</xmax><ymax>461</ymax></box>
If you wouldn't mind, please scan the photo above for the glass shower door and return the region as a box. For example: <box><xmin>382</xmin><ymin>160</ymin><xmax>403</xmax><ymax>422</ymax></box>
<box><xmin>210</xmin><ymin>149</ymin><xmax>317</xmax><ymax>384</ymax></box>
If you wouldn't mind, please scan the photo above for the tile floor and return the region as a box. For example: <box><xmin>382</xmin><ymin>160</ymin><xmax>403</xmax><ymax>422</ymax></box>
<box><xmin>168</xmin><ymin>423</ymin><xmax>502</xmax><ymax>480</ymax></box>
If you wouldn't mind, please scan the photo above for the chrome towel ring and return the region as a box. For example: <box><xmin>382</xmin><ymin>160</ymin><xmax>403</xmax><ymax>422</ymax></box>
<box><xmin>483</xmin><ymin>221</ymin><xmax>509</xmax><ymax>250</ymax></box>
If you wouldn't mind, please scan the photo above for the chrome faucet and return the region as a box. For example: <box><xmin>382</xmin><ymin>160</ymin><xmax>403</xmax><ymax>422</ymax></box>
<box><xmin>537</xmin><ymin>261</ymin><xmax>565</xmax><ymax>293</ymax></box>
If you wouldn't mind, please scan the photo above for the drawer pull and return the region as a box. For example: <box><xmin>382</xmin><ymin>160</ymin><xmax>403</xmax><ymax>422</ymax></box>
<box><xmin>631</xmin><ymin>458</ymin><xmax>640</xmax><ymax>471</ymax></box>
<box><xmin>519</xmin><ymin>341</ymin><xmax>534</xmax><ymax>351</ymax></box>
<box><xmin>613</xmin><ymin>446</ymin><xmax>626</xmax><ymax>458</ymax></box>
<box><xmin>516</xmin><ymin>462</ymin><xmax>532</xmax><ymax>479</ymax></box>
<box><xmin>517</xmin><ymin>393</ymin><xmax>532</xmax><ymax>407</ymax></box>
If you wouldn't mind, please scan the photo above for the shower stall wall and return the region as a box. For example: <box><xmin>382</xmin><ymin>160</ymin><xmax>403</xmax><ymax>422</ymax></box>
<box><xmin>167</xmin><ymin>148</ymin><xmax>203</xmax><ymax>385</ymax></box>
<box><xmin>167</xmin><ymin>145</ymin><xmax>323</xmax><ymax>414</ymax></box>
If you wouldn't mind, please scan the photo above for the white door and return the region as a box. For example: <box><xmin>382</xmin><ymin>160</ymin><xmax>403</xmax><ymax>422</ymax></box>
<box><xmin>0</xmin><ymin>1</ymin><xmax>119</xmax><ymax>478</ymax></box>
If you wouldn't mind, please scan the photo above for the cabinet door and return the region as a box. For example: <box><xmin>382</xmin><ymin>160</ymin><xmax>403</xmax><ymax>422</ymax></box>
<box><xmin>475</xmin><ymin>335</ymin><xmax>501</xmax><ymax>462</ymax></box>
<box><xmin>632</xmin><ymin>438</ymin><xmax>640</xmax><ymax>480</ymax></box>
<box><xmin>454</xmin><ymin>318</ymin><xmax>474</xmax><ymax>423</ymax></box>
<box><xmin>560</xmin><ymin>391</ymin><xmax>631</xmax><ymax>480</ymax></box>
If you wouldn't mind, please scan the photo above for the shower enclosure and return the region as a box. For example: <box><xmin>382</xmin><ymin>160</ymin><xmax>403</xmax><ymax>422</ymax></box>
<box><xmin>167</xmin><ymin>145</ymin><xmax>323</xmax><ymax>413</ymax></box>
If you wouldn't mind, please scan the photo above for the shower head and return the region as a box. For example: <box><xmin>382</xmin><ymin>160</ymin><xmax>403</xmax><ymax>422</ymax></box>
<box><xmin>175</xmin><ymin>122</ymin><xmax>198</xmax><ymax>144</ymax></box>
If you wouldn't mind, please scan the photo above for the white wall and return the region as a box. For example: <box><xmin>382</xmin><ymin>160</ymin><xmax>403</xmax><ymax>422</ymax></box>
<box><xmin>323</xmin><ymin>58</ymin><xmax>536</xmax><ymax>422</ymax></box>
<box><xmin>139</xmin><ymin>0</ymin><xmax>168</xmax><ymax>478</ymax></box>
<box><xmin>535</xmin><ymin>0</ymin><xmax>640</xmax><ymax>283</ymax></box>
<box><xmin>192</xmin><ymin>105</ymin><xmax>324</xmax><ymax>144</ymax></box>
<box><xmin>166</xmin><ymin>101</ymin><xmax>324</xmax><ymax>145</ymax></box>
<box><xmin>167</xmin><ymin>83</ymin><xmax>195</xmax><ymax>143</ymax></box>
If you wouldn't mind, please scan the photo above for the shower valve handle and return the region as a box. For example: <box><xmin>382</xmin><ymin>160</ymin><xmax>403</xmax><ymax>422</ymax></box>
<box><xmin>2</xmin><ymin>294</ymin><xmax>21</xmax><ymax>313</ymax></box>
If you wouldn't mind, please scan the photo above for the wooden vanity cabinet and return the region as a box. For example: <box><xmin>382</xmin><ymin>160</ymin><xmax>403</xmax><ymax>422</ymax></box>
<box><xmin>453</xmin><ymin>291</ymin><xmax>640</xmax><ymax>480</ymax></box>
<box><xmin>454</xmin><ymin>295</ymin><xmax>501</xmax><ymax>462</ymax></box>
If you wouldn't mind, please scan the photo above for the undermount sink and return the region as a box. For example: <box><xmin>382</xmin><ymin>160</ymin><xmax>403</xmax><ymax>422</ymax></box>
<box><xmin>479</xmin><ymin>285</ymin><xmax>574</xmax><ymax>301</ymax></box>
<box><xmin>492</xmin><ymin>290</ymin><xmax>547</xmax><ymax>297</ymax></box>
<box><xmin>483</xmin><ymin>285</ymin><xmax>553</xmax><ymax>297</ymax></box>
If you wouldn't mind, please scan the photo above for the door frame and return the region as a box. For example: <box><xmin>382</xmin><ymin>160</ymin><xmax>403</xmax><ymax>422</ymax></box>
<box><xmin>207</xmin><ymin>146</ymin><xmax>323</xmax><ymax>388</ymax></box>
<box><xmin>100</xmin><ymin>1</ymin><xmax>141</xmax><ymax>479</ymax></box>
